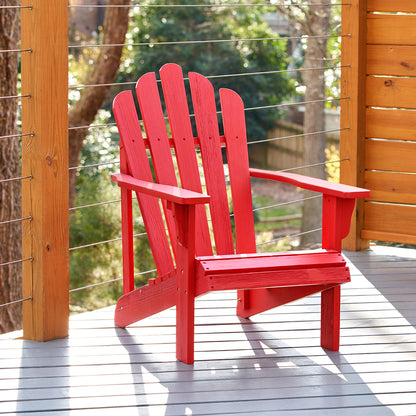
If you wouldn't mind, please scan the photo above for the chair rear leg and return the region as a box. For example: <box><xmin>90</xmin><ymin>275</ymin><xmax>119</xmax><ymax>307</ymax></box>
<box><xmin>320</xmin><ymin>285</ymin><xmax>341</xmax><ymax>351</ymax></box>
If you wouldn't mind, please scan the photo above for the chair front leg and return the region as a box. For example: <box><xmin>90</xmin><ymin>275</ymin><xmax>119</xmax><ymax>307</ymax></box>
<box><xmin>171</xmin><ymin>202</ymin><xmax>197</xmax><ymax>364</ymax></box>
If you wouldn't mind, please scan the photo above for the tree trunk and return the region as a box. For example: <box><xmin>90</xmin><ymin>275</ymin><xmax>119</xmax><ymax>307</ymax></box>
<box><xmin>0</xmin><ymin>1</ymin><xmax>22</xmax><ymax>333</ymax></box>
<box><xmin>300</xmin><ymin>1</ymin><xmax>331</xmax><ymax>248</ymax></box>
<box><xmin>68</xmin><ymin>0</ymin><xmax>131</xmax><ymax>207</ymax></box>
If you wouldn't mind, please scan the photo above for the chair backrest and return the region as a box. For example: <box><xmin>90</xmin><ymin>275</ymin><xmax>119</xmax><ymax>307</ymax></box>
<box><xmin>113</xmin><ymin>63</ymin><xmax>256</xmax><ymax>277</ymax></box>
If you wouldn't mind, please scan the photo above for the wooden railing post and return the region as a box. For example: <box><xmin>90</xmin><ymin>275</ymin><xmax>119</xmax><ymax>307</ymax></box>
<box><xmin>20</xmin><ymin>1</ymin><xmax>69</xmax><ymax>340</ymax></box>
<box><xmin>340</xmin><ymin>0</ymin><xmax>369</xmax><ymax>251</ymax></box>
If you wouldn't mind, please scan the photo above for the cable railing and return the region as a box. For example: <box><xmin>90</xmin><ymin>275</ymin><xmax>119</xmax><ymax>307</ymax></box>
<box><xmin>69</xmin><ymin>64</ymin><xmax>343</xmax><ymax>90</ymax></box>
<box><xmin>68</xmin><ymin>3</ymin><xmax>346</xmax><ymax>9</ymax></box>
<box><xmin>69</xmin><ymin>34</ymin><xmax>342</xmax><ymax>50</ymax></box>
<box><xmin>0</xmin><ymin>1</ymin><xmax>350</xmax><ymax>331</ymax></box>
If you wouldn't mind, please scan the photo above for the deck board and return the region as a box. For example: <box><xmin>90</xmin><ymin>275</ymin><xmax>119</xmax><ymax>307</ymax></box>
<box><xmin>1</xmin><ymin>246</ymin><xmax>415</xmax><ymax>415</ymax></box>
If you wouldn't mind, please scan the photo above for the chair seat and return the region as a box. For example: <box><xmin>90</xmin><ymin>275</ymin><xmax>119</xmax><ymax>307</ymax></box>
<box><xmin>195</xmin><ymin>250</ymin><xmax>350</xmax><ymax>295</ymax></box>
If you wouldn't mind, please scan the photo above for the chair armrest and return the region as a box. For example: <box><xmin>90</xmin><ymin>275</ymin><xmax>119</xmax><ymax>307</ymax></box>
<box><xmin>250</xmin><ymin>168</ymin><xmax>370</xmax><ymax>199</ymax></box>
<box><xmin>112</xmin><ymin>173</ymin><xmax>210</xmax><ymax>205</ymax></box>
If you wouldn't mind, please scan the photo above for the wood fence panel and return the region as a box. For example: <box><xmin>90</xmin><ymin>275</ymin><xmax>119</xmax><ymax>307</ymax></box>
<box><xmin>367</xmin><ymin>15</ymin><xmax>416</xmax><ymax>46</ymax></box>
<box><xmin>365</xmin><ymin>140</ymin><xmax>416</xmax><ymax>173</ymax></box>
<box><xmin>367</xmin><ymin>45</ymin><xmax>416</xmax><ymax>77</ymax></box>
<box><xmin>366</xmin><ymin>108</ymin><xmax>416</xmax><ymax>141</ymax></box>
<box><xmin>363</xmin><ymin>203</ymin><xmax>416</xmax><ymax>245</ymax></box>
<box><xmin>364</xmin><ymin>171</ymin><xmax>416</xmax><ymax>205</ymax></box>
<box><xmin>366</xmin><ymin>77</ymin><xmax>416</xmax><ymax>109</ymax></box>
<box><xmin>367</xmin><ymin>0</ymin><xmax>416</xmax><ymax>13</ymax></box>
<box><xmin>362</xmin><ymin>5</ymin><xmax>416</xmax><ymax>247</ymax></box>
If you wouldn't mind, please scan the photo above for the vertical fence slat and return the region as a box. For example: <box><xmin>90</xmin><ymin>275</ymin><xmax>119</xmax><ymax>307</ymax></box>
<box><xmin>20</xmin><ymin>0</ymin><xmax>69</xmax><ymax>340</ymax></box>
<box><xmin>340</xmin><ymin>0</ymin><xmax>369</xmax><ymax>251</ymax></box>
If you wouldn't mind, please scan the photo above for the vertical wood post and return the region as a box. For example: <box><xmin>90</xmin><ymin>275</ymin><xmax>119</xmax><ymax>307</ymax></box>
<box><xmin>340</xmin><ymin>0</ymin><xmax>369</xmax><ymax>251</ymax></box>
<box><xmin>20</xmin><ymin>0</ymin><xmax>69</xmax><ymax>340</ymax></box>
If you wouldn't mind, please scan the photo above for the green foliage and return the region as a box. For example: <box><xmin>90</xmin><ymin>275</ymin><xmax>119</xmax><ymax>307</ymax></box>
<box><xmin>117</xmin><ymin>0</ymin><xmax>294</xmax><ymax>141</ymax></box>
<box><xmin>69</xmin><ymin>116</ymin><xmax>156</xmax><ymax>312</ymax></box>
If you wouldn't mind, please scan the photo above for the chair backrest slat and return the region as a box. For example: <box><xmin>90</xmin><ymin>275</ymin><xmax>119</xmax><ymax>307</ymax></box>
<box><xmin>189</xmin><ymin>72</ymin><xmax>235</xmax><ymax>255</ymax></box>
<box><xmin>135</xmin><ymin>72</ymin><xmax>178</xmax><ymax>259</ymax></box>
<box><xmin>160</xmin><ymin>64</ymin><xmax>213</xmax><ymax>256</ymax></box>
<box><xmin>220</xmin><ymin>88</ymin><xmax>256</xmax><ymax>254</ymax></box>
<box><xmin>113</xmin><ymin>91</ymin><xmax>174</xmax><ymax>276</ymax></box>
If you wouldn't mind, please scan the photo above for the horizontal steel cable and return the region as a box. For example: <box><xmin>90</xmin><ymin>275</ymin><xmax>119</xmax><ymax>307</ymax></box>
<box><xmin>69</xmin><ymin>3</ymin><xmax>346</xmax><ymax>8</ymax></box>
<box><xmin>68</xmin><ymin>129</ymin><xmax>346</xmax><ymax>173</ymax></box>
<box><xmin>0</xmin><ymin>5</ymin><xmax>32</xmax><ymax>9</ymax></box>
<box><xmin>256</xmin><ymin>227</ymin><xmax>322</xmax><ymax>246</ymax></box>
<box><xmin>245</xmin><ymin>96</ymin><xmax>346</xmax><ymax>112</ymax></box>
<box><xmin>0</xmin><ymin>132</ymin><xmax>34</xmax><ymax>140</ymax></box>
<box><xmin>0</xmin><ymin>94</ymin><xmax>30</xmax><ymax>100</ymax></box>
<box><xmin>0</xmin><ymin>257</ymin><xmax>33</xmax><ymax>268</ymax></box>
<box><xmin>69</xmin><ymin>34</ymin><xmax>341</xmax><ymax>50</ymax></box>
<box><xmin>69</xmin><ymin>269</ymin><xmax>157</xmax><ymax>293</ymax></box>
<box><xmin>69</xmin><ymin>232</ymin><xmax>147</xmax><ymax>251</ymax></box>
<box><xmin>0</xmin><ymin>297</ymin><xmax>32</xmax><ymax>309</ymax></box>
<box><xmin>0</xmin><ymin>175</ymin><xmax>32</xmax><ymax>184</ymax></box>
<box><xmin>253</xmin><ymin>195</ymin><xmax>321</xmax><ymax>213</ymax></box>
<box><xmin>0</xmin><ymin>48</ymin><xmax>31</xmax><ymax>54</ymax></box>
<box><xmin>69</xmin><ymin>160</ymin><xmax>120</xmax><ymax>171</ymax></box>
<box><xmin>281</xmin><ymin>158</ymin><xmax>348</xmax><ymax>172</ymax></box>
<box><xmin>0</xmin><ymin>217</ymin><xmax>32</xmax><ymax>227</ymax></box>
<box><xmin>69</xmin><ymin>65</ymin><xmax>343</xmax><ymax>90</ymax></box>
<box><xmin>248</xmin><ymin>127</ymin><xmax>347</xmax><ymax>146</ymax></box>
<box><xmin>69</xmin><ymin>198</ymin><xmax>122</xmax><ymax>212</ymax></box>
<box><xmin>69</xmin><ymin>96</ymin><xmax>347</xmax><ymax>132</ymax></box>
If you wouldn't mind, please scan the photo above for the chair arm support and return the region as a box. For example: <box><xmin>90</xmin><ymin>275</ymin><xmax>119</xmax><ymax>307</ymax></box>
<box><xmin>112</xmin><ymin>173</ymin><xmax>210</xmax><ymax>205</ymax></box>
<box><xmin>249</xmin><ymin>168</ymin><xmax>370</xmax><ymax>199</ymax></box>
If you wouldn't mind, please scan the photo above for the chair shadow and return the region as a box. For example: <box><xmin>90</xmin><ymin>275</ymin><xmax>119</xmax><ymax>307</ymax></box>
<box><xmin>116</xmin><ymin>308</ymin><xmax>397</xmax><ymax>416</ymax></box>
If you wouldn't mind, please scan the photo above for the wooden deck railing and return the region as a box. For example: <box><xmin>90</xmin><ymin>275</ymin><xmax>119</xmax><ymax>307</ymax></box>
<box><xmin>1</xmin><ymin>0</ymin><xmax>412</xmax><ymax>340</ymax></box>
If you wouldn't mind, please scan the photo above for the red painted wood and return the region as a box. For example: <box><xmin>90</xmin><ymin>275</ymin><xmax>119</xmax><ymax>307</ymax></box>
<box><xmin>322</xmin><ymin>195</ymin><xmax>356</xmax><ymax>251</ymax></box>
<box><xmin>236</xmin><ymin>284</ymin><xmax>339</xmax><ymax>318</ymax></box>
<box><xmin>115</xmin><ymin>272</ymin><xmax>176</xmax><ymax>328</ymax></box>
<box><xmin>321</xmin><ymin>285</ymin><xmax>341</xmax><ymax>351</ymax></box>
<box><xmin>112</xmin><ymin>173</ymin><xmax>210</xmax><ymax>205</ymax></box>
<box><xmin>196</xmin><ymin>266</ymin><xmax>350</xmax><ymax>295</ymax></box>
<box><xmin>220</xmin><ymin>88</ymin><xmax>256</xmax><ymax>254</ymax></box>
<box><xmin>160</xmin><ymin>63</ymin><xmax>212</xmax><ymax>256</ymax></box>
<box><xmin>112</xmin><ymin>64</ymin><xmax>370</xmax><ymax>363</ymax></box>
<box><xmin>113</xmin><ymin>91</ymin><xmax>174</xmax><ymax>277</ymax></box>
<box><xmin>250</xmin><ymin>168</ymin><xmax>371</xmax><ymax>199</ymax></box>
<box><xmin>173</xmin><ymin>203</ymin><xmax>197</xmax><ymax>364</ymax></box>
<box><xmin>135</xmin><ymin>72</ymin><xmax>179</xmax><ymax>259</ymax></box>
<box><xmin>197</xmin><ymin>251</ymin><xmax>346</xmax><ymax>275</ymax></box>
<box><xmin>189</xmin><ymin>72</ymin><xmax>234</xmax><ymax>255</ymax></box>
<box><xmin>119</xmin><ymin>146</ymin><xmax>135</xmax><ymax>294</ymax></box>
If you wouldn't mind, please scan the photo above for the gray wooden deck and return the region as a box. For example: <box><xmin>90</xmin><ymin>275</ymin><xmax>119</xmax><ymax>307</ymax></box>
<box><xmin>1</xmin><ymin>245</ymin><xmax>416</xmax><ymax>415</ymax></box>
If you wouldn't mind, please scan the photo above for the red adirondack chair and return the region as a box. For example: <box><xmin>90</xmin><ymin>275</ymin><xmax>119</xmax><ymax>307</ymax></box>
<box><xmin>111</xmin><ymin>63</ymin><xmax>370</xmax><ymax>364</ymax></box>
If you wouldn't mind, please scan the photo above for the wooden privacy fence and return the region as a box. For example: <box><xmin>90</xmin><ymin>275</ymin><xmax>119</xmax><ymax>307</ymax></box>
<box><xmin>341</xmin><ymin>0</ymin><xmax>416</xmax><ymax>250</ymax></box>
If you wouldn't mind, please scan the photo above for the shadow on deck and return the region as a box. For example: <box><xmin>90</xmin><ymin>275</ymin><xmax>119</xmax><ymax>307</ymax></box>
<box><xmin>1</xmin><ymin>246</ymin><xmax>415</xmax><ymax>415</ymax></box>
